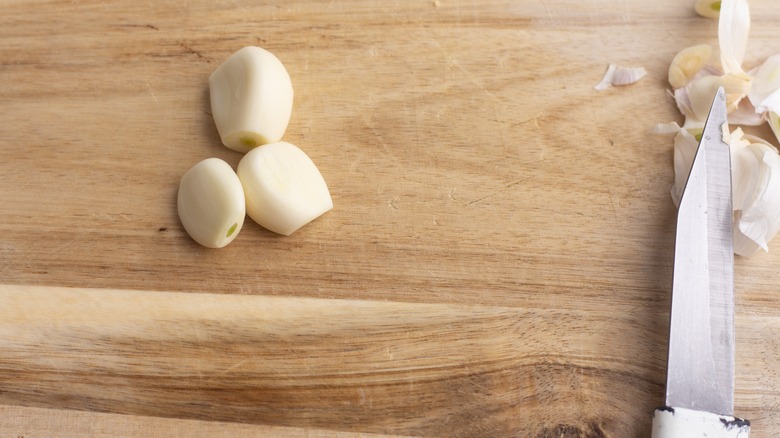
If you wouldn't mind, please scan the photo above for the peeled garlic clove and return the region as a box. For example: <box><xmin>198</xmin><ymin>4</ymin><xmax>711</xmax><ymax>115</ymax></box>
<box><xmin>177</xmin><ymin>158</ymin><xmax>246</xmax><ymax>248</ymax></box>
<box><xmin>237</xmin><ymin>142</ymin><xmax>332</xmax><ymax>236</ymax></box>
<box><xmin>668</xmin><ymin>44</ymin><xmax>713</xmax><ymax>89</ymax></box>
<box><xmin>695</xmin><ymin>0</ymin><xmax>721</xmax><ymax>18</ymax></box>
<box><xmin>209</xmin><ymin>46</ymin><xmax>294</xmax><ymax>153</ymax></box>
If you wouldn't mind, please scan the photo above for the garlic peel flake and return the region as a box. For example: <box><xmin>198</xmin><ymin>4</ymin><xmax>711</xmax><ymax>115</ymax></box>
<box><xmin>661</xmin><ymin>0</ymin><xmax>780</xmax><ymax>256</ymax></box>
<box><xmin>718</xmin><ymin>0</ymin><xmax>750</xmax><ymax>76</ymax></box>
<box><xmin>594</xmin><ymin>64</ymin><xmax>646</xmax><ymax>91</ymax></box>
<box><xmin>733</xmin><ymin>143</ymin><xmax>780</xmax><ymax>256</ymax></box>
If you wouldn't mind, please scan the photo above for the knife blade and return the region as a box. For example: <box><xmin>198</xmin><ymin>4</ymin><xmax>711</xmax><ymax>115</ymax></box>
<box><xmin>651</xmin><ymin>87</ymin><xmax>751</xmax><ymax>438</ymax></box>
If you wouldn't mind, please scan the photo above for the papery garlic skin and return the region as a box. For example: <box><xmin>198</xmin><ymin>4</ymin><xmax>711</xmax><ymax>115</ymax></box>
<box><xmin>237</xmin><ymin>142</ymin><xmax>332</xmax><ymax>236</ymax></box>
<box><xmin>718</xmin><ymin>0</ymin><xmax>750</xmax><ymax>76</ymax></box>
<box><xmin>748</xmin><ymin>54</ymin><xmax>780</xmax><ymax>114</ymax></box>
<box><xmin>178</xmin><ymin>158</ymin><xmax>246</xmax><ymax>248</ymax></box>
<box><xmin>209</xmin><ymin>46</ymin><xmax>294</xmax><ymax>153</ymax></box>
<box><xmin>668</xmin><ymin>44</ymin><xmax>713</xmax><ymax>89</ymax></box>
<box><xmin>732</xmin><ymin>143</ymin><xmax>780</xmax><ymax>256</ymax></box>
<box><xmin>594</xmin><ymin>64</ymin><xmax>646</xmax><ymax>91</ymax></box>
<box><xmin>669</xmin><ymin>127</ymin><xmax>701</xmax><ymax>206</ymax></box>
<box><xmin>661</xmin><ymin>0</ymin><xmax>780</xmax><ymax>256</ymax></box>
<box><xmin>669</xmin><ymin>126</ymin><xmax>780</xmax><ymax>256</ymax></box>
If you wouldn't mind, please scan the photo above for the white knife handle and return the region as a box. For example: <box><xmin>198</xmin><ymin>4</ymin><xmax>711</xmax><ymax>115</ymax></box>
<box><xmin>652</xmin><ymin>406</ymin><xmax>750</xmax><ymax>438</ymax></box>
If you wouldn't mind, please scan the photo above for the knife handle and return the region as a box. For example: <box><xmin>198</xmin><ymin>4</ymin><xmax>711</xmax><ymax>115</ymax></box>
<box><xmin>652</xmin><ymin>406</ymin><xmax>750</xmax><ymax>438</ymax></box>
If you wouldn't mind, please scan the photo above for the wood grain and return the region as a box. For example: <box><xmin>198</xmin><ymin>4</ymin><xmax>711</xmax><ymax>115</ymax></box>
<box><xmin>1</xmin><ymin>0</ymin><xmax>780</xmax><ymax>436</ymax></box>
<box><xmin>1</xmin><ymin>405</ymin><xmax>401</xmax><ymax>438</ymax></box>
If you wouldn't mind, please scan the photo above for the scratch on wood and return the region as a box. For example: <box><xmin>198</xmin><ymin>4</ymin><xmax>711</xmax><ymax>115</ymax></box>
<box><xmin>467</xmin><ymin>177</ymin><xmax>533</xmax><ymax>206</ymax></box>
<box><xmin>146</xmin><ymin>80</ymin><xmax>158</xmax><ymax>104</ymax></box>
<box><xmin>177</xmin><ymin>41</ymin><xmax>212</xmax><ymax>63</ymax></box>
<box><xmin>608</xmin><ymin>192</ymin><xmax>618</xmax><ymax>223</ymax></box>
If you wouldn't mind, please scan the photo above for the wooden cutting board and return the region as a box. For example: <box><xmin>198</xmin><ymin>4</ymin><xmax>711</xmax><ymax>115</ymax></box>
<box><xmin>2</xmin><ymin>0</ymin><xmax>780</xmax><ymax>436</ymax></box>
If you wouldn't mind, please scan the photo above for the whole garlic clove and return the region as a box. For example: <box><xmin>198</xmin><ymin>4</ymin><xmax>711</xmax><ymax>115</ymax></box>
<box><xmin>209</xmin><ymin>46</ymin><xmax>294</xmax><ymax>153</ymax></box>
<box><xmin>237</xmin><ymin>142</ymin><xmax>332</xmax><ymax>236</ymax></box>
<box><xmin>177</xmin><ymin>158</ymin><xmax>246</xmax><ymax>248</ymax></box>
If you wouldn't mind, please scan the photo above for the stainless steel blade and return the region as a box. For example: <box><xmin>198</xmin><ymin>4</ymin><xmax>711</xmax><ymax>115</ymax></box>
<box><xmin>666</xmin><ymin>87</ymin><xmax>735</xmax><ymax>415</ymax></box>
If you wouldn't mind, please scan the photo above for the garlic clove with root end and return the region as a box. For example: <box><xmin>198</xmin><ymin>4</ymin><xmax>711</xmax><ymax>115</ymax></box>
<box><xmin>209</xmin><ymin>46</ymin><xmax>294</xmax><ymax>153</ymax></box>
<box><xmin>237</xmin><ymin>142</ymin><xmax>332</xmax><ymax>236</ymax></box>
<box><xmin>178</xmin><ymin>158</ymin><xmax>246</xmax><ymax>248</ymax></box>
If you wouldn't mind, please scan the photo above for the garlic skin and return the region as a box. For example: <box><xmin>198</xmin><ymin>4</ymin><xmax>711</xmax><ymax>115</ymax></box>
<box><xmin>718</xmin><ymin>0</ymin><xmax>750</xmax><ymax>77</ymax></box>
<box><xmin>178</xmin><ymin>158</ymin><xmax>246</xmax><ymax>248</ymax></box>
<box><xmin>748</xmin><ymin>54</ymin><xmax>780</xmax><ymax>114</ymax></box>
<box><xmin>732</xmin><ymin>142</ymin><xmax>780</xmax><ymax>256</ymax></box>
<box><xmin>670</xmin><ymin>128</ymin><xmax>701</xmax><ymax>207</ymax></box>
<box><xmin>209</xmin><ymin>46</ymin><xmax>294</xmax><ymax>153</ymax></box>
<box><xmin>661</xmin><ymin>0</ymin><xmax>780</xmax><ymax>256</ymax></box>
<box><xmin>594</xmin><ymin>64</ymin><xmax>646</xmax><ymax>91</ymax></box>
<box><xmin>237</xmin><ymin>142</ymin><xmax>332</xmax><ymax>236</ymax></box>
<box><xmin>667</xmin><ymin>126</ymin><xmax>780</xmax><ymax>256</ymax></box>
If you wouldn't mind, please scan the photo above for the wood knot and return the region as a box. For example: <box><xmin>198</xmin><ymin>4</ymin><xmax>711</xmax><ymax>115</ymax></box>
<box><xmin>537</xmin><ymin>420</ymin><xmax>606</xmax><ymax>438</ymax></box>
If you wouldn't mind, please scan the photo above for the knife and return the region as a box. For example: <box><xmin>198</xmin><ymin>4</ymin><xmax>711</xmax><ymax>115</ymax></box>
<box><xmin>651</xmin><ymin>87</ymin><xmax>751</xmax><ymax>438</ymax></box>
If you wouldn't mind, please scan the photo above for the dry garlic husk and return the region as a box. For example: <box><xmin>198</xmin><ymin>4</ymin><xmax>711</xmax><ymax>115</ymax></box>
<box><xmin>731</xmin><ymin>140</ymin><xmax>780</xmax><ymax>256</ymax></box>
<box><xmin>237</xmin><ymin>142</ymin><xmax>332</xmax><ymax>236</ymax></box>
<box><xmin>718</xmin><ymin>0</ymin><xmax>750</xmax><ymax>76</ymax></box>
<box><xmin>209</xmin><ymin>46</ymin><xmax>294</xmax><ymax>153</ymax></box>
<box><xmin>653</xmin><ymin>122</ymin><xmax>701</xmax><ymax>206</ymax></box>
<box><xmin>594</xmin><ymin>64</ymin><xmax>647</xmax><ymax>91</ymax></box>
<box><xmin>665</xmin><ymin>125</ymin><xmax>780</xmax><ymax>256</ymax></box>
<box><xmin>681</xmin><ymin>74</ymin><xmax>750</xmax><ymax>120</ymax></box>
<box><xmin>661</xmin><ymin>0</ymin><xmax>780</xmax><ymax>255</ymax></box>
<box><xmin>748</xmin><ymin>54</ymin><xmax>780</xmax><ymax>114</ymax></box>
<box><xmin>178</xmin><ymin>158</ymin><xmax>246</xmax><ymax>248</ymax></box>
<box><xmin>669</xmin><ymin>44</ymin><xmax>713</xmax><ymax>89</ymax></box>
<box><xmin>695</xmin><ymin>0</ymin><xmax>722</xmax><ymax>18</ymax></box>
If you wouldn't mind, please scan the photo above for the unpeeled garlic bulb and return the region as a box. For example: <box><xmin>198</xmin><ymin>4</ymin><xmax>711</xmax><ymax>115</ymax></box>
<box><xmin>209</xmin><ymin>46</ymin><xmax>294</xmax><ymax>153</ymax></box>
<box><xmin>177</xmin><ymin>158</ymin><xmax>245</xmax><ymax>248</ymax></box>
<box><xmin>237</xmin><ymin>142</ymin><xmax>332</xmax><ymax>236</ymax></box>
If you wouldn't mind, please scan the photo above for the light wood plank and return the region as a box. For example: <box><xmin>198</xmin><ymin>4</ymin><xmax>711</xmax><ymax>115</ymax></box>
<box><xmin>0</xmin><ymin>404</ymin><xmax>399</xmax><ymax>438</ymax></box>
<box><xmin>2</xmin><ymin>0</ymin><xmax>780</xmax><ymax>436</ymax></box>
